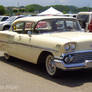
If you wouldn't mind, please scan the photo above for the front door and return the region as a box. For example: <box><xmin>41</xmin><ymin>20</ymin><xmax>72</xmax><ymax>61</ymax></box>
<box><xmin>8</xmin><ymin>21</ymin><xmax>37</xmax><ymax>63</ymax></box>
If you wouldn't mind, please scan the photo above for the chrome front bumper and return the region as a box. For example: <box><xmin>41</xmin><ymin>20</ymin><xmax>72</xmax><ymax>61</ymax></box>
<box><xmin>54</xmin><ymin>59</ymin><xmax>92</xmax><ymax>70</ymax></box>
<box><xmin>54</xmin><ymin>50</ymin><xmax>92</xmax><ymax>70</ymax></box>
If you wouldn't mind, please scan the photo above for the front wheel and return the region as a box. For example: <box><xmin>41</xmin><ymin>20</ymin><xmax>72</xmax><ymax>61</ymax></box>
<box><xmin>45</xmin><ymin>54</ymin><xmax>60</xmax><ymax>77</ymax></box>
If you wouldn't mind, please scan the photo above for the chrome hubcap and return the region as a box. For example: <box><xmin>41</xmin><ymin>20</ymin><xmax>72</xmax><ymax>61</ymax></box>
<box><xmin>46</xmin><ymin>55</ymin><xmax>56</xmax><ymax>76</ymax></box>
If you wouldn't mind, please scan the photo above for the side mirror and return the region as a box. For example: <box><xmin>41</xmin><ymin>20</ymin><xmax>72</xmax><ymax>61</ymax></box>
<box><xmin>27</xmin><ymin>31</ymin><xmax>32</xmax><ymax>37</ymax></box>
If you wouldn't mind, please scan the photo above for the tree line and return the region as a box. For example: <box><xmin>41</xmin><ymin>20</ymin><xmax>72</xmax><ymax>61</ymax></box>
<box><xmin>0</xmin><ymin>4</ymin><xmax>92</xmax><ymax>15</ymax></box>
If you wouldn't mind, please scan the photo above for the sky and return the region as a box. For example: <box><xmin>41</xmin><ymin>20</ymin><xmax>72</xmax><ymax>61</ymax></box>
<box><xmin>0</xmin><ymin>0</ymin><xmax>92</xmax><ymax>7</ymax></box>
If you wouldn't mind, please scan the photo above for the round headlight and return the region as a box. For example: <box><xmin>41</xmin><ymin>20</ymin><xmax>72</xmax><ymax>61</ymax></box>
<box><xmin>70</xmin><ymin>43</ymin><xmax>76</xmax><ymax>50</ymax></box>
<box><xmin>64</xmin><ymin>44</ymin><xmax>70</xmax><ymax>51</ymax></box>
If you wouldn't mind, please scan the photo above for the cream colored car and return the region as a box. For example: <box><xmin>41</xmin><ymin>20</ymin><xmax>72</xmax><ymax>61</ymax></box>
<box><xmin>0</xmin><ymin>16</ymin><xmax>92</xmax><ymax>77</ymax></box>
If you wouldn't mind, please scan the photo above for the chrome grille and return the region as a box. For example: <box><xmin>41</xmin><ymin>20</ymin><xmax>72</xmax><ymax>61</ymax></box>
<box><xmin>70</xmin><ymin>52</ymin><xmax>92</xmax><ymax>64</ymax></box>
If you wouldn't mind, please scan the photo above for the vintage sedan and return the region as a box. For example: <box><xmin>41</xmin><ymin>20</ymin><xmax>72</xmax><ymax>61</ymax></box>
<box><xmin>0</xmin><ymin>16</ymin><xmax>92</xmax><ymax>77</ymax></box>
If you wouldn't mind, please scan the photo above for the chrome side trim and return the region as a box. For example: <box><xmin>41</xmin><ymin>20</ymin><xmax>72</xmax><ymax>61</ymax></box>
<box><xmin>0</xmin><ymin>40</ymin><xmax>58</xmax><ymax>52</ymax></box>
<box><xmin>14</xmin><ymin>41</ymin><xmax>58</xmax><ymax>52</ymax></box>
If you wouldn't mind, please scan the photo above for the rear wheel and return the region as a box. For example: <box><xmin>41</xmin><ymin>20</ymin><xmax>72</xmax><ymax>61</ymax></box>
<box><xmin>4</xmin><ymin>53</ymin><xmax>13</xmax><ymax>61</ymax></box>
<box><xmin>3</xmin><ymin>26</ymin><xmax>10</xmax><ymax>30</ymax></box>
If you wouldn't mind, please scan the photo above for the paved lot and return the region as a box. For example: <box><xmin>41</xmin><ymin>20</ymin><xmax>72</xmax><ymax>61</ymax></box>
<box><xmin>0</xmin><ymin>52</ymin><xmax>92</xmax><ymax>92</ymax></box>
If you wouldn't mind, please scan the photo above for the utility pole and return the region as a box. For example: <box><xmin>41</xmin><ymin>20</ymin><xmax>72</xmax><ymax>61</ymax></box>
<box><xmin>17</xmin><ymin>2</ymin><xmax>20</xmax><ymax>15</ymax></box>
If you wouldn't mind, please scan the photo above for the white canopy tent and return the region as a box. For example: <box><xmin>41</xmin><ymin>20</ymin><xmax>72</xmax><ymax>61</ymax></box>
<box><xmin>38</xmin><ymin>7</ymin><xmax>63</xmax><ymax>16</ymax></box>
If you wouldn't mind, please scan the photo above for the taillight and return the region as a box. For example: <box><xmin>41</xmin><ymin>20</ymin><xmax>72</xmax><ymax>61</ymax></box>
<box><xmin>88</xmin><ymin>20</ymin><xmax>92</xmax><ymax>32</ymax></box>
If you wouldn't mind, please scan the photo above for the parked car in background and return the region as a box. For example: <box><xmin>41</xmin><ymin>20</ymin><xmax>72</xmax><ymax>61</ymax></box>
<box><xmin>77</xmin><ymin>12</ymin><xmax>92</xmax><ymax>32</ymax></box>
<box><xmin>0</xmin><ymin>16</ymin><xmax>9</xmax><ymax>22</ymax></box>
<box><xmin>0</xmin><ymin>16</ymin><xmax>92</xmax><ymax>77</ymax></box>
<box><xmin>0</xmin><ymin>15</ymin><xmax>24</xmax><ymax>31</ymax></box>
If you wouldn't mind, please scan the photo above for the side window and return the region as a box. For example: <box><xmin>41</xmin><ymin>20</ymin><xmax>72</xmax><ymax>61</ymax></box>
<box><xmin>36</xmin><ymin>21</ymin><xmax>51</xmax><ymax>30</ymax></box>
<box><xmin>1</xmin><ymin>17</ymin><xmax>8</xmax><ymax>21</ymax></box>
<box><xmin>66</xmin><ymin>21</ymin><xmax>74</xmax><ymax>30</ymax></box>
<box><xmin>56</xmin><ymin>20</ymin><xmax>65</xmax><ymax>30</ymax></box>
<box><xmin>65</xmin><ymin>20</ymin><xmax>80</xmax><ymax>31</ymax></box>
<box><xmin>25</xmin><ymin>22</ymin><xmax>34</xmax><ymax>31</ymax></box>
<box><xmin>13</xmin><ymin>22</ymin><xmax>25</xmax><ymax>33</ymax></box>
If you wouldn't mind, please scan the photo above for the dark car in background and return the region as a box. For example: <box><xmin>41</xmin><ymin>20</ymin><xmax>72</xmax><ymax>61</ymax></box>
<box><xmin>77</xmin><ymin>12</ymin><xmax>92</xmax><ymax>32</ymax></box>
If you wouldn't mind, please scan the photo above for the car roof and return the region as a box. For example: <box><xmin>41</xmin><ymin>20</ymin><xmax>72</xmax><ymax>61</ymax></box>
<box><xmin>13</xmin><ymin>16</ymin><xmax>76</xmax><ymax>23</ymax></box>
<box><xmin>78</xmin><ymin>12</ymin><xmax>92</xmax><ymax>15</ymax></box>
<box><xmin>0</xmin><ymin>16</ymin><xmax>9</xmax><ymax>18</ymax></box>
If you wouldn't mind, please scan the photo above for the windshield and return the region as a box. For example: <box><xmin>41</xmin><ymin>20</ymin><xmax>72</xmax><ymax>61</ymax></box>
<box><xmin>35</xmin><ymin>19</ymin><xmax>81</xmax><ymax>34</ymax></box>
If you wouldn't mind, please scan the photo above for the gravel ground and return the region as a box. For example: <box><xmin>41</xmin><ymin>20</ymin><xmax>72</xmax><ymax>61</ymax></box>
<box><xmin>0</xmin><ymin>51</ymin><xmax>92</xmax><ymax>92</ymax></box>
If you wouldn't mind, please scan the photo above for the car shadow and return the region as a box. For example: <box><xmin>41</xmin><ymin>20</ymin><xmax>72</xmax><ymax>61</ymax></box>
<box><xmin>0</xmin><ymin>56</ymin><xmax>92</xmax><ymax>87</ymax></box>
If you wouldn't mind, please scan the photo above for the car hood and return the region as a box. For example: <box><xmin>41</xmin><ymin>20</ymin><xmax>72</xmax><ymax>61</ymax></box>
<box><xmin>42</xmin><ymin>31</ymin><xmax>92</xmax><ymax>51</ymax></box>
<box><xmin>43</xmin><ymin>32</ymin><xmax>92</xmax><ymax>42</ymax></box>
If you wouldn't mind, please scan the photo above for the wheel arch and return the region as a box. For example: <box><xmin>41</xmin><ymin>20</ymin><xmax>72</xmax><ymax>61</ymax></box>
<box><xmin>37</xmin><ymin>51</ymin><xmax>53</xmax><ymax>65</ymax></box>
<box><xmin>3</xmin><ymin>25</ymin><xmax>10</xmax><ymax>30</ymax></box>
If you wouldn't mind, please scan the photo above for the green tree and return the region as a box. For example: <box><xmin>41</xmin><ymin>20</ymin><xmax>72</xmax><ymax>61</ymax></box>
<box><xmin>19</xmin><ymin>8</ymin><xmax>25</xmax><ymax>13</ymax></box>
<box><xmin>78</xmin><ymin>7</ymin><xmax>92</xmax><ymax>12</ymax></box>
<box><xmin>0</xmin><ymin>5</ymin><xmax>5</xmax><ymax>15</ymax></box>
<box><xmin>13</xmin><ymin>9</ymin><xmax>18</xmax><ymax>13</ymax></box>
<box><xmin>25</xmin><ymin>4</ymin><xmax>43</xmax><ymax>12</ymax></box>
